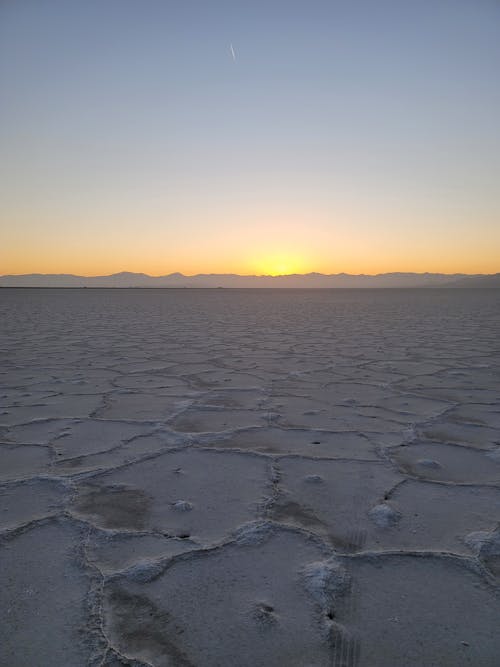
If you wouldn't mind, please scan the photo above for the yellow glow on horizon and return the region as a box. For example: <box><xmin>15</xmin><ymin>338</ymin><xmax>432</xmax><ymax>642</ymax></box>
<box><xmin>1</xmin><ymin>208</ymin><xmax>500</xmax><ymax>276</ymax></box>
<box><xmin>250</xmin><ymin>252</ymin><xmax>312</xmax><ymax>277</ymax></box>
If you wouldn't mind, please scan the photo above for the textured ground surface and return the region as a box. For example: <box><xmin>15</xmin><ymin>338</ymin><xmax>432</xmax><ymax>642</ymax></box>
<box><xmin>1</xmin><ymin>287</ymin><xmax>500</xmax><ymax>666</ymax></box>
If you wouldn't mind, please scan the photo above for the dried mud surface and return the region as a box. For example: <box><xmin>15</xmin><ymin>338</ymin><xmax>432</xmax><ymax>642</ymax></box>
<box><xmin>1</xmin><ymin>288</ymin><xmax>500</xmax><ymax>666</ymax></box>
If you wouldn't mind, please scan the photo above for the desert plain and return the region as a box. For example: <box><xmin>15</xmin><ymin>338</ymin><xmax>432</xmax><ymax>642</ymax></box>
<box><xmin>1</xmin><ymin>287</ymin><xmax>499</xmax><ymax>666</ymax></box>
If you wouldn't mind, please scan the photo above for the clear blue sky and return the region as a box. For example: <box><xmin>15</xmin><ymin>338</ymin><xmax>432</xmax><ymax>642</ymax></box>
<box><xmin>1</xmin><ymin>0</ymin><xmax>499</xmax><ymax>275</ymax></box>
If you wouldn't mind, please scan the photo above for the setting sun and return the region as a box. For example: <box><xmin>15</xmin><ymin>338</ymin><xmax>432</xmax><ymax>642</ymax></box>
<box><xmin>252</xmin><ymin>253</ymin><xmax>311</xmax><ymax>277</ymax></box>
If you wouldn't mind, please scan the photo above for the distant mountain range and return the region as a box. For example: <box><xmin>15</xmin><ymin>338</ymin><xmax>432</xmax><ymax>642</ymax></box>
<box><xmin>1</xmin><ymin>271</ymin><xmax>499</xmax><ymax>288</ymax></box>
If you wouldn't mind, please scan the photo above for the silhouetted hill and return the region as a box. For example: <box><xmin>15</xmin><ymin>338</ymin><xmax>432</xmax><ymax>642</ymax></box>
<box><xmin>1</xmin><ymin>272</ymin><xmax>499</xmax><ymax>288</ymax></box>
<box><xmin>446</xmin><ymin>273</ymin><xmax>500</xmax><ymax>288</ymax></box>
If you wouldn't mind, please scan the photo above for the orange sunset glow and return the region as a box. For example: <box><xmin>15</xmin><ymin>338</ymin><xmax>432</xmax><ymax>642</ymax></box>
<box><xmin>1</xmin><ymin>1</ymin><xmax>499</xmax><ymax>278</ymax></box>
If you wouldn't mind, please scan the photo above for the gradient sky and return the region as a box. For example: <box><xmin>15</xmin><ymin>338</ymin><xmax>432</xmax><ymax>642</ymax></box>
<box><xmin>1</xmin><ymin>0</ymin><xmax>499</xmax><ymax>276</ymax></box>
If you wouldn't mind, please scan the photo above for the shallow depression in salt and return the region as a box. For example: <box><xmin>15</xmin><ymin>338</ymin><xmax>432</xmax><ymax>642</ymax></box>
<box><xmin>1</xmin><ymin>287</ymin><xmax>500</xmax><ymax>666</ymax></box>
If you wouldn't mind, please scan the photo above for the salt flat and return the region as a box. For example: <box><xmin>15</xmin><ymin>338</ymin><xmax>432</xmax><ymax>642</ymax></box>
<box><xmin>1</xmin><ymin>287</ymin><xmax>499</xmax><ymax>666</ymax></box>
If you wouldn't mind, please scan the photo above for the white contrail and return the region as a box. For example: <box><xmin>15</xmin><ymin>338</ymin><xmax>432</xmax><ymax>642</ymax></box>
<box><xmin>230</xmin><ymin>43</ymin><xmax>236</xmax><ymax>62</ymax></box>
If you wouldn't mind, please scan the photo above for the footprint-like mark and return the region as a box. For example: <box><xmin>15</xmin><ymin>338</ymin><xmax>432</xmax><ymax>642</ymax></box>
<box><xmin>329</xmin><ymin>527</ymin><xmax>367</xmax><ymax>554</ymax></box>
<box><xmin>104</xmin><ymin>586</ymin><xmax>194</xmax><ymax>666</ymax></box>
<box><xmin>72</xmin><ymin>484</ymin><xmax>151</xmax><ymax>530</ymax></box>
<box><xmin>330</xmin><ymin>623</ymin><xmax>361</xmax><ymax>667</ymax></box>
<box><xmin>269</xmin><ymin>500</ymin><xmax>326</xmax><ymax>532</ymax></box>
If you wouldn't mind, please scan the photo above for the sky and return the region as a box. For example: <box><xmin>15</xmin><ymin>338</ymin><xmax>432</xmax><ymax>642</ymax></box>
<box><xmin>1</xmin><ymin>0</ymin><xmax>499</xmax><ymax>276</ymax></box>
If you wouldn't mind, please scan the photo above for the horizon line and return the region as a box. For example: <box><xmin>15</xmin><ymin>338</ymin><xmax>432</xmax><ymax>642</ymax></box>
<box><xmin>2</xmin><ymin>270</ymin><xmax>500</xmax><ymax>279</ymax></box>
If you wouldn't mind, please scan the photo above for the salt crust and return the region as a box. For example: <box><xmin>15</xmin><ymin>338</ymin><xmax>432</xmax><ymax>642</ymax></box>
<box><xmin>1</xmin><ymin>288</ymin><xmax>500</xmax><ymax>665</ymax></box>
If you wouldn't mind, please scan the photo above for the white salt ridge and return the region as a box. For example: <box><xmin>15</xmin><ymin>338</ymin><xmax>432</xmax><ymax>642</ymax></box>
<box><xmin>124</xmin><ymin>558</ymin><xmax>172</xmax><ymax>583</ymax></box>
<box><xmin>233</xmin><ymin>521</ymin><xmax>275</xmax><ymax>546</ymax></box>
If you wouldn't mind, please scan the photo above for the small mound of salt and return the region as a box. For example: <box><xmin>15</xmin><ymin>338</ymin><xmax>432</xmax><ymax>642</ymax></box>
<box><xmin>172</xmin><ymin>500</ymin><xmax>193</xmax><ymax>511</ymax></box>
<box><xmin>368</xmin><ymin>503</ymin><xmax>401</xmax><ymax>528</ymax></box>
<box><xmin>465</xmin><ymin>530</ymin><xmax>500</xmax><ymax>557</ymax></box>
<box><xmin>304</xmin><ymin>474</ymin><xmax>324</xmax><ymax>484</ymax></box>
<box><xmin>416</xmin><ymin>458</ymin><xmax>441</xmax><ymax>468</ymax></box>
<box><xmin>302</xmin><ymin>558</ymin><xmax>350</xmax><ymax>608</ymax></box>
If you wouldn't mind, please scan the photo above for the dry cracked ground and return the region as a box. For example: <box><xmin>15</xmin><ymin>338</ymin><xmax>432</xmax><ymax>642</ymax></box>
<box><xmin>1</xmin><ymin>288</ymin><xmax>500</xmax><ymax>667</ymax></box>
